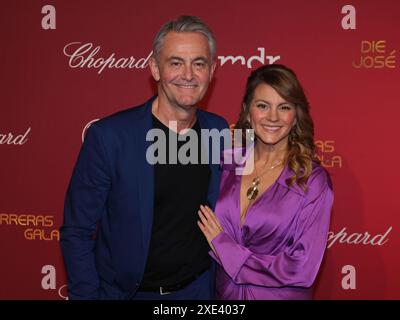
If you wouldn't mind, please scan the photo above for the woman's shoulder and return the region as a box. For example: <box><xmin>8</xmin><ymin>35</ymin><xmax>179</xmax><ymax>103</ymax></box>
<box><xmin>310</xmin><ymin>162</ymin><xmax>332</xmax><ymax>183</ymax></box>
<box><xmin>306</xmin><ymin>162</ymin><xmax>333</xmax><ymax>197</ymax></box>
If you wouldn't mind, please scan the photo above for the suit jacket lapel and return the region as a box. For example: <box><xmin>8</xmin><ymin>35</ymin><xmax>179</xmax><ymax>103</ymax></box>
<box><xmin>134</xmin><ymin>98</ymin><xmax>155</xmax><ymax>258</ymax></box>
<box><xmin>197</xmin><ymin>111</ymin><xmax>221</xmax><ymax>210</ymax></box>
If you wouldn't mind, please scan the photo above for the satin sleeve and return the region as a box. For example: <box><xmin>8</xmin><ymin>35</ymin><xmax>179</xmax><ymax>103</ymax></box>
<box><xmin>211</xmin><ymin>168</ymin><xmax>333</xmax><ymax>287</ymax></box>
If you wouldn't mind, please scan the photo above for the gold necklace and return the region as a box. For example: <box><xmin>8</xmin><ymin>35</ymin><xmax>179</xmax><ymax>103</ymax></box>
<box><xmin>246</xmin><ymin>160</ymin><xmax>283</xmax><ymax>200</ymax></box>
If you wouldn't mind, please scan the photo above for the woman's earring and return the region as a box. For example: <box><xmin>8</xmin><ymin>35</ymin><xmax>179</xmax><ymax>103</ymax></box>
<box><xmin>246</xmin><ymin>128</ymin><xmax>255</xmax><ymax>142</ymax></box>
<box><xmin>289</xmin><ymin>128</ymin><xmax>296</xmax><ymax>145</ymax></box>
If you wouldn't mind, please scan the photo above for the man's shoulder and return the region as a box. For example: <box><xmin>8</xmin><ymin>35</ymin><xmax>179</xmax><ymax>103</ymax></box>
<box><xmin>197</xmin><ymin>109</ymin><xmax>226</xmax><ymax>121</ymax></box>
<box><xmin>197</xmin><ymin>109</ymin><xmax>229</xmax><ymax>129</ymax></box>
<box><xmin>102</xmin><ymin>103</ymin><xmax>147</xmax><ymax>123</ymax></box>
<box><xmin>94</xmin><ymin>98</ymin><xmax>152</xmax><ymax>130</ymax></box>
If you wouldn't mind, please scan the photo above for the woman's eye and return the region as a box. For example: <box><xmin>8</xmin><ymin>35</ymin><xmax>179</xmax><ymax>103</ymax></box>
<box><xmin>279</xmin><ymin>104</ymin><xmax>293</xmax><ymax>111</ymax></box>
<box><xmin>256</xmin><ymin>103</ymin><xmax>268</xmax><ymax>109</ymax></box>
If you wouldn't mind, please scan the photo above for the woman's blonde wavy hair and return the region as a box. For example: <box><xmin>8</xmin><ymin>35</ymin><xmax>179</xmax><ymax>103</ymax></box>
<box><xmin>235</xmin><ymin>64</ymin><xmax>319</xmax><ymax>190</ymax></box>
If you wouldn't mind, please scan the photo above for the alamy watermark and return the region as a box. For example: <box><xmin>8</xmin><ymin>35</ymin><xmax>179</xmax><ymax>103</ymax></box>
<box><xmin>145</xmin><ymin>121</ymin><xmax>254</xmax><ymax>175</ymax></box>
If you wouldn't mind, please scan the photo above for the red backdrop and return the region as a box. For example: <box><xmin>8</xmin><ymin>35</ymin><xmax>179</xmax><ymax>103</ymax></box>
<box><xmin>1</xmin><ymin>0</ymin><xmax>399</xmax><ymax>299</ymax></box>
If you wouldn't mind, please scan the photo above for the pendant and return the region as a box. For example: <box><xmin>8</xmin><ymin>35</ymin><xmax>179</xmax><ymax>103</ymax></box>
<box><xmin>246</xmin><ymin>177</ymin><xmax>260</xmax><ymax>200</ymax></box>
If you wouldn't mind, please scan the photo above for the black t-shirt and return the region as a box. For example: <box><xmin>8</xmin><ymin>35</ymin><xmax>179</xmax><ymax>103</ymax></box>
<box><xmin>140</xmin><ymin>115</ymin><xmax>211</xmax><ymax>287</ymax></box>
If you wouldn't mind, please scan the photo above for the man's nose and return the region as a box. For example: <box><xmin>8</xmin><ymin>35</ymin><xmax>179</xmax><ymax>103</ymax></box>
<box><xmin>182</xmin><ymin>65</ymin><xmax>194</xmax><ymax>81</ymax></box>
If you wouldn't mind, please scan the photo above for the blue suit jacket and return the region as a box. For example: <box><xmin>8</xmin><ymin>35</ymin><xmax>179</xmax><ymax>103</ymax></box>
<box><xmin>60</xmin><ymin>96</ymin><xmax>229</xmax><ymax>299</ymax></box>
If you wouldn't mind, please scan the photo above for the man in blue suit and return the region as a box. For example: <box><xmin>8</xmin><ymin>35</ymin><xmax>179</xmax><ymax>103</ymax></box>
<box><xmin>60</xmin><ymin>16</ymin><xmax>229</xmax><ymax>299</ymax></box>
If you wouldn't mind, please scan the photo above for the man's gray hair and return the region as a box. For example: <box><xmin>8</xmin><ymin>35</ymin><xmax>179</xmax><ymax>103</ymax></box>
<box><xmin>152</xmin><ymin>15</ymin><xmax>216</xmax><ymax>62</ymax></box>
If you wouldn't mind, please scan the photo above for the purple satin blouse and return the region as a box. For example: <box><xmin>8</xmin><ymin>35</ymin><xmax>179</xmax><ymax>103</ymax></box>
<box><xmin>210</xmin><ymin>148</ymin><xmax>334</xmax><ymax>300</ymax></box>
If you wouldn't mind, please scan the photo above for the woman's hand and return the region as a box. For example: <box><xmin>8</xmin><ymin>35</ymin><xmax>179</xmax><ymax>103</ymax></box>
<box><xmin>197</xmin><ymin>205</ymin><xmax>224</xmax><ymax>256</ymax></box>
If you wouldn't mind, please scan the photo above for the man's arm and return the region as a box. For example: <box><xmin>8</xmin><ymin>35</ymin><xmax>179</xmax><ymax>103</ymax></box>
<box><xmin>60</xmin><ymin>123</ymin><xmax>111</xmax><ymax>299</ymax></box>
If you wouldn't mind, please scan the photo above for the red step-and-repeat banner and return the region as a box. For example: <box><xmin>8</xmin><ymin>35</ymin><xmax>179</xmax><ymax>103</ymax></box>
<box><xmin>1</xmin><ymin>0</ymin><xmax>399</xmax><ymax>299</ymax></box>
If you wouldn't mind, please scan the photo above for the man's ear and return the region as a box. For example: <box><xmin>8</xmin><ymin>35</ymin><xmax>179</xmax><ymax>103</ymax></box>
<box><xmin>149</xmin><ymin>57</ymin><xmax>160</xmax><ymax>81</ymax></box>
<box><xmin>209</xmin><ymin>61</ymin><xmax>217</xmax><ymax>80</ymax></box>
